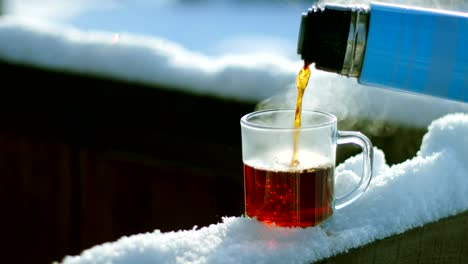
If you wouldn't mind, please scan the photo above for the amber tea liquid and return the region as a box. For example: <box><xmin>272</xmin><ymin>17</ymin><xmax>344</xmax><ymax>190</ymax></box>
<box><xmin>244</xmin><ymin>163</ymin><xmax>334</xmax><ymax>227</ymax></box>
<box><xmin>291</xmin><ymin>62</ymin><xmax>311</xmax><ymax>167</ymax></box>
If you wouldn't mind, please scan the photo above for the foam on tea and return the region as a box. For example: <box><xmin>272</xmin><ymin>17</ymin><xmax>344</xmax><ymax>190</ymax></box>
<box><xmin>247</xmin><ymin>150</ymin><xmax>330</xmax><ymax>171</ymax></box>
<box><xmin>244</xmin><ymin>151</ymin><xmax>334</xmax><ymax>227</ymax></box>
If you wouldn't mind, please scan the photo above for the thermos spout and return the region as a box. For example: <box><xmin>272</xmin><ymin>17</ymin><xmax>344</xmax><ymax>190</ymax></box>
<box><xmin>297</xmin><ymin>4</ymin><xmax>369</xmax><ymax>77</ymax></box>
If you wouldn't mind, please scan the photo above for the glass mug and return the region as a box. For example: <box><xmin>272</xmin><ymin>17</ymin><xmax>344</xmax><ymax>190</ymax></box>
<box><xmin>240</xmin><ymin>109</ymin><xmax>373</xmax><ymax>228</ymax></box>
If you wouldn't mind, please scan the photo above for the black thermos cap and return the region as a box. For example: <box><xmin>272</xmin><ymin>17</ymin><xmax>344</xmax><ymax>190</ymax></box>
<box><xmin>297</xmin><ymin>6</ymin><xmax>351</xmax><ymax>73</ymax></box>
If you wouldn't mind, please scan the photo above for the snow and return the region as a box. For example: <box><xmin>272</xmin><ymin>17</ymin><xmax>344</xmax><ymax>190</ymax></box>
<box><xmin>4</xmin><ymin>0</ymin><xmax>306</xmax><ymax>58</ymax></box>
<box><xmin>0</xmin><ymin>15</ymin><xmax>297</xmax><ymax>103</ymax></box>
<box><xmin>57</xmin><ymin>113</ymin><xmax>468</xmax><ymax>264</ymax></box>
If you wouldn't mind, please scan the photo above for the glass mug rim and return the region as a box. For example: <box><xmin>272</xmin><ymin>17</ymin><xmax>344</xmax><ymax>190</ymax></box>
<box><xmin>240</xmin><ymin>108</ymin><xmax>337</xmax><ymax>131</ymax></box>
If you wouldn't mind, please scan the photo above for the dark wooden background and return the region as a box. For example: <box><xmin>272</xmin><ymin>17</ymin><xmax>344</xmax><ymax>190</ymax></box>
<box><xmin>1</xmin><ymin>60</ymin><xmax>464</xmax><ymax>264</ymax></box>
<box><xmin>0</xmin><ymin>60</ymin><xmax>252</xmax><ymax>263</ymax></box>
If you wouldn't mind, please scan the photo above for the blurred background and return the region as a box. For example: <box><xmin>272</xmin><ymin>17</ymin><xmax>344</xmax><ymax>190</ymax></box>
<box><xmin>3</xmin><ymin>0</ymin><xmax>310</xmax><ymax>59</ymax></box>
<box><xmin>0</xmin><ymin>0</ymin><xmax>467</xmax><ymax>263</ymax></box>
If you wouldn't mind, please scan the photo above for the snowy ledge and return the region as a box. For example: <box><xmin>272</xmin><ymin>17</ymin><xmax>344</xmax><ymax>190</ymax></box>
<box><xmin>57</xmin><ymin>113</ymin><xmax>468</xmax><ymax>264</ymax></box>
<box><xmin>0</xmin><ymin>15</ymin><xmax>297</xmax><ymax>104</ymax></box>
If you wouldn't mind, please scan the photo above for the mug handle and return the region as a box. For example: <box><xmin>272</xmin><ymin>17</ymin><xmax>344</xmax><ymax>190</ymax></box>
<box><xmin>334</xmin><ymin>131</ymin><xmax>373</xmax><ymax>209</ymax></box>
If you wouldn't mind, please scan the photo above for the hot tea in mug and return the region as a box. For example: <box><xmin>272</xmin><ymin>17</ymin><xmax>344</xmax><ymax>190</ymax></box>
<box><xmin>240</xmin><ymin>109</ymin><xmax>373</xmax><ymax>228</ymax></box>
<box><xmin>244</xmin><ymin>160</ymin><xmax>334</xmax><ymax>227</ymax></box>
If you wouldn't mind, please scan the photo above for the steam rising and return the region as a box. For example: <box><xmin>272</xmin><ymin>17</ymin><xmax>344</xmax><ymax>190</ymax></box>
<box><xmin>257</xmin><ymin>0</ymin><xmax>468</xmax><ymax>134</ymax></box>
<box><xmin>257</xmin><ymin>67</ymin><xmax>468</xmax><ymax>134</ymax></box>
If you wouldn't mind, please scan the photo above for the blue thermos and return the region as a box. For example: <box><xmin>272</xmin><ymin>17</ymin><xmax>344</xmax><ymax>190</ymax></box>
<box><xmin>297</xmin><ymin>2</ymin><xmax>468</xmax><ymax>102</ymax></box>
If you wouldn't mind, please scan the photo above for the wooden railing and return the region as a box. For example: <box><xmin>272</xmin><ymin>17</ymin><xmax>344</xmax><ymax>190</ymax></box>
<box><xmin>0</xmin><ymin>60</ymin><xmax>255</xmax><ymax>264</ymax></box>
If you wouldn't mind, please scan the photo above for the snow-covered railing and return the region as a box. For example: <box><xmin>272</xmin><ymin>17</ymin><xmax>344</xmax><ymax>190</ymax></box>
<box><xmin>57</xmin><ymin>113</ymin><xmax>468</xmax><ymax>263</ymax></box>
